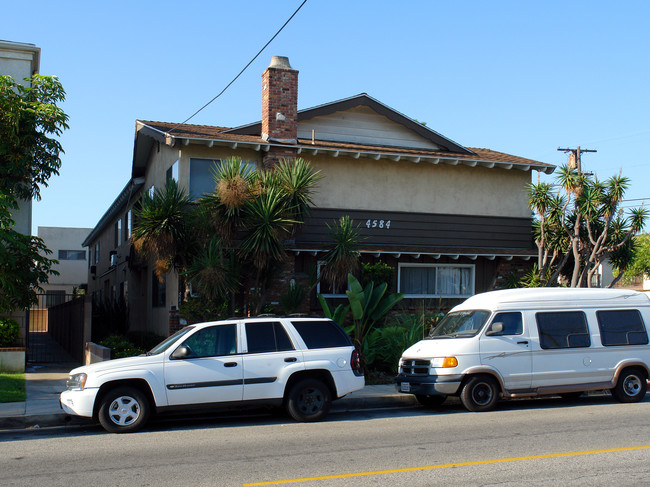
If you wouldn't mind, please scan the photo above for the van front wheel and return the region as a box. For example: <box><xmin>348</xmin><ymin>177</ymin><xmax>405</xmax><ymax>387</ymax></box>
<box><xmin>612</xmin><ymin>368</ymin><xmax>647</xmax><ymax>403</ymax></box>
<box><xmin>460</xmin><ymin>376</ymin><xmax>499</xmax><ymax>412</ymax></box>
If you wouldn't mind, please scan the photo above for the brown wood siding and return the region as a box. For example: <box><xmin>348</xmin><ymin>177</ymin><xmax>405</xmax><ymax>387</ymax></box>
<box><xmin>295</xmin><ymin>209</ymin><xmax>534</xmax><ymax>250</ymax></box>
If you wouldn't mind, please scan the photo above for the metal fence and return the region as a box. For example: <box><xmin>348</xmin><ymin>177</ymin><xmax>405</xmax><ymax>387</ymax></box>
<box><xmin>27</xmin><ymin>294</ymin><xmax>85</xmax><ymax>363</ymax></box>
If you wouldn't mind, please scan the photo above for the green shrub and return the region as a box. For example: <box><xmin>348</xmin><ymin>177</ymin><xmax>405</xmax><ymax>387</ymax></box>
<box><xmin>280</xmin><ymin>281</ymin><xmax>306</xmax><ymax>314</ymax></box>
<box><xmin>0</xmin><ymin>318</ymin><xmax>20</xmax><ymax>347</ymax></box>
<box><xmin>99</xmin><ymin>335</ymin><xmax>145</xmax><ymax>359</ymax></box>
<box><xmin>179</xmin><ymin>297</ymin><xmax>228</xmax><ymax>324</ymax></box>
<box><xmin>361</xmin><ymin>262</ymin><xmax>395</xmax><ymax>291</ymax></box>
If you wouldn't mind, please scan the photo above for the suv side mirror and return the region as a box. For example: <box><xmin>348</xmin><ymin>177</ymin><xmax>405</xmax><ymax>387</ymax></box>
<box><xmin>485</xmin><ymin>322</ymin><xmax>504</xmax><ymax>336</ymax></box>
<box><xmin>171</xmin><ymin>344</ymin><xmax>190</xmax><ymax>360</ymax></box>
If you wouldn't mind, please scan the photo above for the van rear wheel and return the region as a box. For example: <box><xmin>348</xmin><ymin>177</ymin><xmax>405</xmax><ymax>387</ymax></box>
<box><xmin>460</xmin><ymin>375</ymin><xmax>499</xmax><ymax>412</ymax></box>
<box><xmin>612</xmin><ymin>368</ymin><xmax>647</xmax><ymax>403</ymax></box>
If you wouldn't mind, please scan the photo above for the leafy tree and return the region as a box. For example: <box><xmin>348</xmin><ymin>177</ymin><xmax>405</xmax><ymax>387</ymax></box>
<box><xmin>0</xmin><ymin>75</ymin><xmax>68</xmax><ymax>312</ymax></box>
<box><xmin>528</xmin><ymin>165</ymin><xmax>647</xmax><ymax>287</ymax></box>
<box><xmin>618</xmin><ymin>234</ymin><xmax>650</xmax><ymax>285</ymax></box>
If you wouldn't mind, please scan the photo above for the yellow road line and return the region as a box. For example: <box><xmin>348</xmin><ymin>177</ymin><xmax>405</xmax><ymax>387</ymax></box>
<box><xmin>242</xmin><ymin>445</ymin><xmax>650</xmax><ymax>486</ymax></box>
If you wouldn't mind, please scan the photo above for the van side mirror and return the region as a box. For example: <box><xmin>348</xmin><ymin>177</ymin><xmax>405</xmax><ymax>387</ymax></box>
<box><xmin>486</xmin><ymin>322</ymin><xmax>504</xmax><ymax>336</ymax></box>
<box><xmin>171</xmin><ymin>344</ymin><xmax>190</xmax><ymax>360</ymax></box>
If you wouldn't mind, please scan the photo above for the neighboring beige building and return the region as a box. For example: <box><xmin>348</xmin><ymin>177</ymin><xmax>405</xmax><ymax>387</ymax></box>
<box><xmin>37</xmin><ymin>227</ymin><xmax>92</xmax><ymax>298</ymax></box>
<box><xmin>1</xmin><ymin>40</ymin><xmax>41</xmax><ymax>345</ymax></box>
<box><xmin>84</xmin><ymin>56</ymin><xmax>555</xmax><ymax>338</ymax></box>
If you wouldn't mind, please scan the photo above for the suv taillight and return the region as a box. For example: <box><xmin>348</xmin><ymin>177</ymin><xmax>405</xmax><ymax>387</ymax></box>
<box><xmin>351</xmin><ymin>349</ymin><xmax>362</xmax><ymax>375</ymax></box>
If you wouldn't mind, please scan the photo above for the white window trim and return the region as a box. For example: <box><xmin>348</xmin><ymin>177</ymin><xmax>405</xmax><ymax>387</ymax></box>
<box><xmin>317</xmin><ymin>260</ymin><xmax>349</xmax><ymax>298</ymax></box>
<box><xmin>397</xmin><ymin>262</ymin><xmax>475</xmax><ymax>299</ymax></box>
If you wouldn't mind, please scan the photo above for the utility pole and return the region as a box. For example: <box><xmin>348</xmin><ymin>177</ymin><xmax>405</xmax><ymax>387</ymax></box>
<box><xmin>557</xmin><ymin>146</ymin><xmax>597</xmax><ymax>174</ymax></box>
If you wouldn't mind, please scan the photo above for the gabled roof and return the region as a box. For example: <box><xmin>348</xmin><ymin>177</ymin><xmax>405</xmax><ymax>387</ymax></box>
<box><xmin>227</xmin><ymin>93</ymin><xmax>474</xmax><ymax>155</ymax></box>
<box><xmin>132</xmin><ymin>92</ymin><xmax>555</xmax><ymax>176</ymax></box>
<box><xmin>135</xmin><ymin>119</ymin><xmax>555</xmax><ymax>175</ymax></box>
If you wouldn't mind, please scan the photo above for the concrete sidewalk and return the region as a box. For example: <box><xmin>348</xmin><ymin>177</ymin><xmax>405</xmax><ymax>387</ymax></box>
<box><xmin>0</xmin><ymin>365</ymin><xmax>417</xmax><ymax>431</ymax></box>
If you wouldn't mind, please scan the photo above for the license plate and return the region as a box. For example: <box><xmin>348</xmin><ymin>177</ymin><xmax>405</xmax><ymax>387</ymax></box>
<box><xmin>400</xmin><ymin>382</ymin><xmax>410</xmax><ymax>392</ymax></box>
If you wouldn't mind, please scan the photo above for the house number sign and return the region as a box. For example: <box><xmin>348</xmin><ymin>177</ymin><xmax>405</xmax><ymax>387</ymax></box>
<box><xmin>365</xmin><ymin>219</ymin><xmax>391</xmax><ymax>230</ymax></box>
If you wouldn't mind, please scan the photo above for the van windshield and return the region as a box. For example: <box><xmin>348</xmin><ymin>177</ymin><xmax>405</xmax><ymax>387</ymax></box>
<box><xmin>427</xmin><ymin>310</ymin><xmax>490</xmax><ymax>339</ymax></box>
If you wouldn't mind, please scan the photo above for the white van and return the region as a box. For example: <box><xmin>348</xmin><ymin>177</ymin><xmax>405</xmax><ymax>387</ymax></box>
<box><xmin>395</xmin><ymin>288</ymin><xmax>650</xmax><ymax>412</ymax></box>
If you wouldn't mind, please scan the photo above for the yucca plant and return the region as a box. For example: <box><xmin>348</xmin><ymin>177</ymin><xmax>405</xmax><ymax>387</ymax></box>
<box><xmin>132</xmin><ymin>179</ymin><xmax>193</xmax><ymax>276</ymax></box>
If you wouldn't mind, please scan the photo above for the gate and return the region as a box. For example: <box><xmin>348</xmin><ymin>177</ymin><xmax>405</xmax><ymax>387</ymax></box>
<box><xmin>27</xmin><ymin>294</ymin><xmax>85</xmax><ymax>364</ymax></box>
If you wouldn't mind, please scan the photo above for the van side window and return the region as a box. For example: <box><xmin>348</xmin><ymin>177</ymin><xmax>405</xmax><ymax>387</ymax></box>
<box><xmin>596</xmin><ymin>310</ymin><xmax>649</xmax><ymax>346</ymax></box>
<box><xmin>490</xmin><ymin>312</ymin><xmax>523</xmax><ymax>335</ymax></box>
<box><xmin>535</xmin><ymin>311</ymin><xmax>591</xmax><ymax>349</ymax></box>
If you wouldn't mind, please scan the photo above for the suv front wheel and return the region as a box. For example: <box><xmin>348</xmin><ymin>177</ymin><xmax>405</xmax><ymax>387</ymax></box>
<box><xmin>285</xmin><ymin>378</ymin><xmax>331</xmax><ymax>422</ymax></box>
<box><xmin>98</xmin><ymin>386</ymin><xmax>150</xmax><ymax>433</ymax></box>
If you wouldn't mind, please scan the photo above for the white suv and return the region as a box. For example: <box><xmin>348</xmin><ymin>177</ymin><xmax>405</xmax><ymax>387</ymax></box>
<box><xmin>61</xmin><ymin>317</ymin><xmax>364</xmax><ymax>433</ymax></box>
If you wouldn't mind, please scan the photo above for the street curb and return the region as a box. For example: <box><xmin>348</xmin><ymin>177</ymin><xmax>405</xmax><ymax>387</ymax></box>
<box><xmin>0</xmin><ymin>412</ymin><xmax>90</xmax><ymax>431</ymax></box>
<box><xmin>1</xmin><ymin>393</ymin><xmax>419</xmax><ymax>431</ymax></box>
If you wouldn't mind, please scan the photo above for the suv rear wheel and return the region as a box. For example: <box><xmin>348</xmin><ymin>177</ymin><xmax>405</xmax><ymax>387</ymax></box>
<box><xmin>286</xmin><ymin>378</ymin><xmax>331</xmax><ymax>422</ymax></box>
<box><xmin>98</xmin><ymin>386</ymin><xmax>150</xmax><ymax>433</ymax></box>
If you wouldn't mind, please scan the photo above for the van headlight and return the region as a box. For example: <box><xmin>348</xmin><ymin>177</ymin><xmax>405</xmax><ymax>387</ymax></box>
<box><xmin>430</xmin><ymin>357</ymin><xmax>458</xmax><ymax>368</ymax></box>
<box><xmin>66</xmin><ymin>373</ymin><xmax>87</xmax><ymax>390</ymax></box>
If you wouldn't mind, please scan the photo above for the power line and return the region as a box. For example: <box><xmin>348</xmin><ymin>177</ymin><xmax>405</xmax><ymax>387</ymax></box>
<box><xmin>167</xmin><ymin>0</ymin><xmax>309</xmax><ymax>134</ymax></box>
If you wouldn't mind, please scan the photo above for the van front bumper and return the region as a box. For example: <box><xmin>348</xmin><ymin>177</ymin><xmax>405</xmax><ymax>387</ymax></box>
<box><xmin>394</xmin><ymin>373</ymin><xmax>463</xmax><ymax>396</ymax></box>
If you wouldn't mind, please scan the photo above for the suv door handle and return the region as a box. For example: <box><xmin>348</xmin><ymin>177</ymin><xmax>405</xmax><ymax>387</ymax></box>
<box><xmin>224</xmin><ymin>362</ymin><xmax>238</xmax><ymax>367</ymax></box>
<box><xmin>517</xmin><ymin>341</ymin><xmax>529</xmax><ymax>345</ymax></box>
<box><xmin>284</xmin><ymin>357</ymin><xmax>298</xmax><ymax>363</ymax></box>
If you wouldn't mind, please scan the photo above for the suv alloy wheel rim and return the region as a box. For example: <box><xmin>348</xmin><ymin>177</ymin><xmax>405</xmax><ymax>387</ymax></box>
<box><xmin>299</xmin><ymin>386</ymin><xmax>324</xmax><ymax>413</ymax></box>
<box><xmin>108</xmin><ymin>395</ymin><xmax>141</xmax><ymax>426</ymax></box>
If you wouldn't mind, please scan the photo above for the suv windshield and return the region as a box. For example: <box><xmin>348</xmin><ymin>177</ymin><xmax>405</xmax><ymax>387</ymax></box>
<box><xmin>147</xmin><ymin>326</ymin><xmax>195</xmax><ymax>355</ymax></box>
<box><xmin>427</xmin><ymin>310</ymin><xmax>490</xmax><ymax>338</ymax></box>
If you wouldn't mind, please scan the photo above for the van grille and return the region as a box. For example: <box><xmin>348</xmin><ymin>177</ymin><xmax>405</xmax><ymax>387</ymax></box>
<box><xmin>400</xmin><ymin>359</ymin><xmax>430</xmax><ymax>376</ymax></box>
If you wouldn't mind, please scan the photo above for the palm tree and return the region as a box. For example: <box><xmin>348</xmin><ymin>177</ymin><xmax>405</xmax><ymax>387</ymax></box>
<box><xmin>318</xmin><ymin>215</ymin><xmax>363</xmax><ymax>291</ymax></box>
<box><xmin>132</xmin><ymin>179</ymin><xmax>194</xmax><ymax>277</ymax></box>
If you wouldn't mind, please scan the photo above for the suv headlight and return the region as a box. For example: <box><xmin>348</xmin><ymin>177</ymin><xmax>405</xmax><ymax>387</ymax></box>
<box><xmin>66</xmin><ymin>373</ymin><xmax>87</xmax><ymax>390</ymax></box>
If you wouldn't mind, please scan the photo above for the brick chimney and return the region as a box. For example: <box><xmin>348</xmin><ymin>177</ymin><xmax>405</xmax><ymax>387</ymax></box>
<box><xmin>262</xmin><ymin>56</ymin><xmax>298</xmax><ymax>167</ymax></box>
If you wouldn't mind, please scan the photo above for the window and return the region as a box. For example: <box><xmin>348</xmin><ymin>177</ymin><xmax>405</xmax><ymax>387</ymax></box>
<box><xmin>190</xmin><ymin>158</ymin><xmax>222</xmax><ymax>200</ymax></box>
<box><xmin>398</xmin><ymin>264</ymin><xmax>474</xmax><ymax>297</ymax></box>
<box><xmin>489</xmin><ymin>312</ymin><xmax>523</xmax><ymax>336</ymax></box>
<box><xmin>124</xmin><ymin>209</ymin><xmax>132</xmax><ymax>240</ymax></box>
<box><xmin>181</xmin><ymin>324</ymin><xmax>237</xmax><ymax>358</ymax></box>
<box><xmin>114</xmin><ymin>220</ymin><xmax>121</xmax><ymax>248</ymax></box>
<box><xmin>597</xmin><ymin>309</ymin><xmax>648</xmax><ymax>346</ymax></box>
<box><xmin>189</xmin><ymin>158</ymin><xmax>256</xmax><ymax>200</ymax></box>
<box><xmin>291</xmin><ymin>320</ymin><xmax>352</xmax><ymax>349</ymax></box>
<box><xmin>58</xmin><ymin>250</ymin><xmax>86</xmax><ymax>261</ymax></box>
<box><xmin>245</xmin><ymin>322</ymin><xmax>294</xmax><ymax>353</ymax></box>
<box><xmin>317</xmin><ymin>261</ymin><xmax>348</xmax><ymax>297</ymax></box>
<box><xmin>166</xmin><ymin>160</ymin><xmax>179</xmax><ymax>183</ymax></box>
<box><xmin>94</xmin><ymin>242</ymin><xmax>100</xmax><ymax>264</ymax></box>
<box><xmin>536</xmin><ymin>311</ymin><xmax>591</xmax><ymax>349</ymax></box>
<box><xmin>152</xmin><ymin>272</ymin><xmax>166</xmax><ymax>308</ymax></box>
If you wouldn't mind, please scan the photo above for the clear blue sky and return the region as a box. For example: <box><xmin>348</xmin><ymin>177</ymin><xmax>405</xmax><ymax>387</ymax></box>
<box><xmin>5</xmin><ymin>0</ymin><xmax>649</xmax><ymax>234</ymax></box>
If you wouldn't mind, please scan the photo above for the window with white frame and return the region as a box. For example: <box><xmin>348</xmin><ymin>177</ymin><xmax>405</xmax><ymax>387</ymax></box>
<box><xmin>398</xmin><ymin>263</ymin><xmax>474</xmax><ymax>298</ymax></box>
<box><xmin>317</xmin><ymin>261</ymin><xmax>349</xmax><ymax>298</ymax></box>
